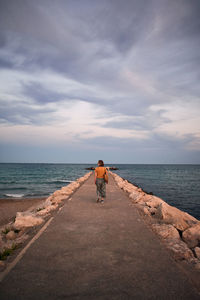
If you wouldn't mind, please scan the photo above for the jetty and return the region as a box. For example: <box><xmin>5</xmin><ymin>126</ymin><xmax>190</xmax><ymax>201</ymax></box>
<box><xmin>0</xmin><ymin>172</ymin><xmax>200</xmax><ymax>299</ymax></box>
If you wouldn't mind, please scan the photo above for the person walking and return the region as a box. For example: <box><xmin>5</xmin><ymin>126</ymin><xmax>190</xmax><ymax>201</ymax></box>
<box><xmin>94</xmin><ymin>160</ymin><xmax>108</xmax><ymax>203</ymax></box>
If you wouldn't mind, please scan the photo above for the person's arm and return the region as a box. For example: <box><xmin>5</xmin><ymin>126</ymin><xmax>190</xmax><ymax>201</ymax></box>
<box><xmin>105</xmin><ymin>168</ymin><xmax>108</xmax><ymax>183</ymax></box>
<box><xmin>94</xmin><ymin>169</ymin><xmax>97</xmax><ymax>184</ymax></box>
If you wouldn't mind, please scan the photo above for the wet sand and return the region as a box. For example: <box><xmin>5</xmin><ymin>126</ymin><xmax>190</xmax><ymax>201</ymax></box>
<box><xmin>0</xmin><ymin>198</ymin><xmax>46</xmax><ymax>227</ymax></box>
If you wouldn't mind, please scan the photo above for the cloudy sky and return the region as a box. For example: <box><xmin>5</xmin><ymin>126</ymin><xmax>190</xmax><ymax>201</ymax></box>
<box><xmin>0</xmin><ymin>0</ymin><xmax>200</xmax><ymax>163</ymax></box>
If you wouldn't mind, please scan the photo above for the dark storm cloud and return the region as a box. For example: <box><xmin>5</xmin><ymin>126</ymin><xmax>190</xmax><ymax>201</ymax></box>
<box><xmin>0</xmin><ymin>0</ymin><xmax>155</xmax><ymax>79</ymax></box>
<box><xmin>1</xmin><ymin>0</ymin><xmax>200</xmax><ymax>92</ymax></box>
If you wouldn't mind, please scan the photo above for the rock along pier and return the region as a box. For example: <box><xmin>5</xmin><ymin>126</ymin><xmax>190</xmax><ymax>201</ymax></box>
<box><xmin>0</xmin><ymin>171</ymin><xmax>200</xmax><ymax>299</ymax></box>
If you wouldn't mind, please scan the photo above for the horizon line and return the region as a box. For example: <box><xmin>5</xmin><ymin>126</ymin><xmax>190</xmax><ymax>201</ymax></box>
<box><xmin>0</xmin><ymin>162</ymin><xmax>200</xmax><ymax>165</ymax></box>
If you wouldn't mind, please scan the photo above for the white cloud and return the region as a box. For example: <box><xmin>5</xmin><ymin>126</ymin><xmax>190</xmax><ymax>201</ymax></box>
<box><xmin>121</xmin><ymin>68</ymin><xmax>158</xmax><ymax>97</ymax></box>
<box><xmin>0</xmin><ymin>64</ymin><xmax>150</xmax><ymax>142</ymax></box>
<box><xmin>0</xmin><ymin>65</ymin><xmax>199</xmax><ymax>149</ymax></box>
<box><xmin>0</xmin><ymin>98</ymin><xmax>149</xmax><ymax>146</ymax></box>
<box><xmin>150</xmin><ymin>101</ymin><xmax>200</xmax><ymax>149</ymax></box>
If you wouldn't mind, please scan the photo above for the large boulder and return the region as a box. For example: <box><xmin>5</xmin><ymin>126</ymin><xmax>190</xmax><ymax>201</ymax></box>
<box><xmin>43</xmin><ymin>198</ymin><xmax>52</xmax><ymax>207</ymax></box>
<box><xmin>143</xmin><ymin>206</ymin><xmax>151</xmax><ymax>216</ymax></box>
<box><xmin>152</xmin><ymin>224</ymin><xmax>180</xmax><ymax>240</ymax></box>
<box><xmin>37</xmin><ymin>204</ymin><xmax>58</xmax><ymax>216</ymax></box>
<box><xmin>146</xmin><ymin>196</ymin><xmax>164</xmax><ymax>208</ymax></box>
<box><xmin>135</xmin><ymin>204</ymin><xmax>151</xmax><ymax>216</ymax></box>
<box><xmin>77</xmin><ymin>178</ymin><xmax>85</xmax><ymax>183</ymax></box>
<box><xmin>14</xmin><ymin>212</ymin><xmax>44</xmax><ymax>230</ymax></box>
<box><xmin>166</xmin><ymin>239</ymin><xmax>194</xmax><ymax>261</ymax></box>
<box><xmin>129</xmin><ymin>191</ymin><xmax>147</xmax><ymax>204</ymax></box>
<box><xmin>194</xmin><ymin>247</ymin><xmax>200</xmax><ymax>260</ymax></box>
<box><xmin>156</xmin><ymin>202</ymin><xmax>198</xmax><ymax>231</ymax></box>
<box><xmin>117</xmin><ymin>181</ymin><xmax>125</xmax><ymax>189</ymax></box>
<box><xmin>53</xmin><ymin>189</ymin><xmax>70</xmax><ymax>197</ymax></box>
<box><xmin>46</xmin><ymin>195</ymin><xmax>54</xmax><ymax>202</ymax></box>
<box><xmin>77</xmin><ymin>172</ymin><xmax>91</xmax><ymax>183</ymax></box>
<box><xmin>122</xmin><ymin>183</ymin><xmax>137</xmax><ymax>193</ymax></box>
<box><xmin>51</xmin><ymin>195</ymin><xmax>69</xmax><ymax>204</ymax></box>
<box><xmin>129</xmin><ymin>190</ymin><xmax>139</xmax><ymax>200</ymax></box>
<box><xmin>182</xmin><ymin>224</ymin><xmax>200</xmax><ymax>248</ymax></box>
<box><xmin>42</xmin><ymin>175</ymin><xmax>87</xmax><ymax>206</ymax></box>
<box><xmin>68</xmin><ymin>182</ymin><xmax>80</xmax><ymax>189</ymax></box>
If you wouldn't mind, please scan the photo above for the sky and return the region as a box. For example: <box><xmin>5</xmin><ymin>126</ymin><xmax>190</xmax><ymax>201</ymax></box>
<box><xmin>0</xmin><ymin>0</ymin><xmax>200</xmax><ymax>164</ymax></box>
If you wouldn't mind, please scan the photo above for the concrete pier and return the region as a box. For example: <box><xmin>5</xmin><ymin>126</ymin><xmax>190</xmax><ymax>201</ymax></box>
<box><xmin>0</xmin><ymin>173</ymin><xmax>200</xmax><ymax>299</ymax></box>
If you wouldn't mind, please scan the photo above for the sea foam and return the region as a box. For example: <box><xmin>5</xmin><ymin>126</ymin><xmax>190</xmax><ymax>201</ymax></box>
<box><xmin>5</xmin><ymin>193</ymin><xmax>25</xmax><ymax>198</ymax></box>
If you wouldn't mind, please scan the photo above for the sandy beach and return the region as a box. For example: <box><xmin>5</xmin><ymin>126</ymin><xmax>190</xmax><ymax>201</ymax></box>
<box><xmin>0</xmin><ymin>197</ymin><xmax>46</xmax><ymax>227</ymax></box>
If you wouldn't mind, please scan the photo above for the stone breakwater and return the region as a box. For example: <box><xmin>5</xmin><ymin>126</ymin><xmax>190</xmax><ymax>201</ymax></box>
<box><xmin>111</xmin><ymin>171</ymin><xmax>200</xmax><ymax>270</ymax></box>
<box><xmin>0</xmin><ymin>172</ymin><xmax>92</xmax><ymax>271</ymax></box>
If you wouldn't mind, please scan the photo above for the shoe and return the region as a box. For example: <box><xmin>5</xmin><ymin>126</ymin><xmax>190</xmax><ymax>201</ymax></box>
<box><xmin>97</xmin><ymin>198</ymin><xmax>100</xmax><ymax>203</ymax></box>
<box><xmin>100</xmin><ymin>200</ymin><xmax>104</xmax><ymax>203</ymax></box>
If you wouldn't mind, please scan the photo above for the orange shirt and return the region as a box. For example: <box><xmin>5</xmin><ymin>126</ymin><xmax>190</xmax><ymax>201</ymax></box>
<box><xmin>95</xmin><ymin>167</ymin><xmax>107</xmax><ymax>178</ymax></box>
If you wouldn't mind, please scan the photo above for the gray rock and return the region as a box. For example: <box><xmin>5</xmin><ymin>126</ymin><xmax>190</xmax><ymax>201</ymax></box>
<box><xmin>156</xmin><ymin>202</ymin><xmax>198</xmax><ymax>231</ymax></box>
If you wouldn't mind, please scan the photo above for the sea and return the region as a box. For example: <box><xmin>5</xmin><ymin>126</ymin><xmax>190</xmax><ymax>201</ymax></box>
<box><xmin>0</xmin><ymin>163</ymin><xmax>199</xmax><ymax>220</ymax></box>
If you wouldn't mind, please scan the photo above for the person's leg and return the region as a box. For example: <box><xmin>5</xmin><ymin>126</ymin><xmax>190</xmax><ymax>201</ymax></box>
<box><xmin>96</xmin><ymin>179</ymin><xmax>101</xmax><ymax>202</ymax></box>
<box><xmin>96</xmin><ymin>179</ymin><xmax>106</xmax><ymax>203</ymax></box>
<box><xmin>100</xmin><ymin>180</ymin><xmax>106</xmax><ymax>203</ymax></box>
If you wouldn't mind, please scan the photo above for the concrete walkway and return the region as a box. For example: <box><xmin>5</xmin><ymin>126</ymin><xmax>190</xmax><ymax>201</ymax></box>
<box><xmin>0</xmin><ymin>174</ymin><xmax>199</xmax><ymax>299</ymax></box>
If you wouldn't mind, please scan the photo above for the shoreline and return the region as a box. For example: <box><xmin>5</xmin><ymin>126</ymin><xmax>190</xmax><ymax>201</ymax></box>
<box><xmin>0</xmin><ymin>197</ymin><xmax>46</xmax><ymax>227</ymax></box>
<box><xmin>0</xmin><ymin>172</ymin><xmax>92</xmax><ymax>229</ymax></box>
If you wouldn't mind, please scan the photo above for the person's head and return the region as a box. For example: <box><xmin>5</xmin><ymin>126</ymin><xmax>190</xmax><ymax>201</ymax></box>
<box><xmin>98</xmin><ymin>160</ymin><xmax>104</xmax><ymax>166</ymax></box>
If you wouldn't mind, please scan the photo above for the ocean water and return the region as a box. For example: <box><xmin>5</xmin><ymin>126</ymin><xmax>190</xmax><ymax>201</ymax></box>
<box><xmin>113</xmin><ymin>164</ymin><xmax>200</xmax><ymax>220</ymax></box>
<box><xmin>0</xmin><ymin>163</ymin><xmax>91</xmax><ymax>199</ymax></box>
<box><xmin>0</xmin><ymin>163</ymin><xmax>199</xmax><ymax>220</ymax></box>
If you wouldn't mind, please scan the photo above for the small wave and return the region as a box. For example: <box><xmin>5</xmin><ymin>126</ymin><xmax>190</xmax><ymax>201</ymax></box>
<box><xmin>58</xmin><ymin>179</ymin><xmax>74</xmax><ymax>183</ymax></box>
<box><xmin>48</xmin><ymin>179</ymin><xmax>74</xmax><ymax>184</ymax></box>
<box><xmin>5</xmin><ymin>193</ymin><xmax>25</xmax><ymax>198</ymax></box>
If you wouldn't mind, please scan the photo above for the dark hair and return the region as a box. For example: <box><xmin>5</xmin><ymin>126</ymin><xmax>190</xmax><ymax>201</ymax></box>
<box><xmin>98</xmin><ymin>160</ymin><xmax>104</xmax><ymax>166</ymax></box>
